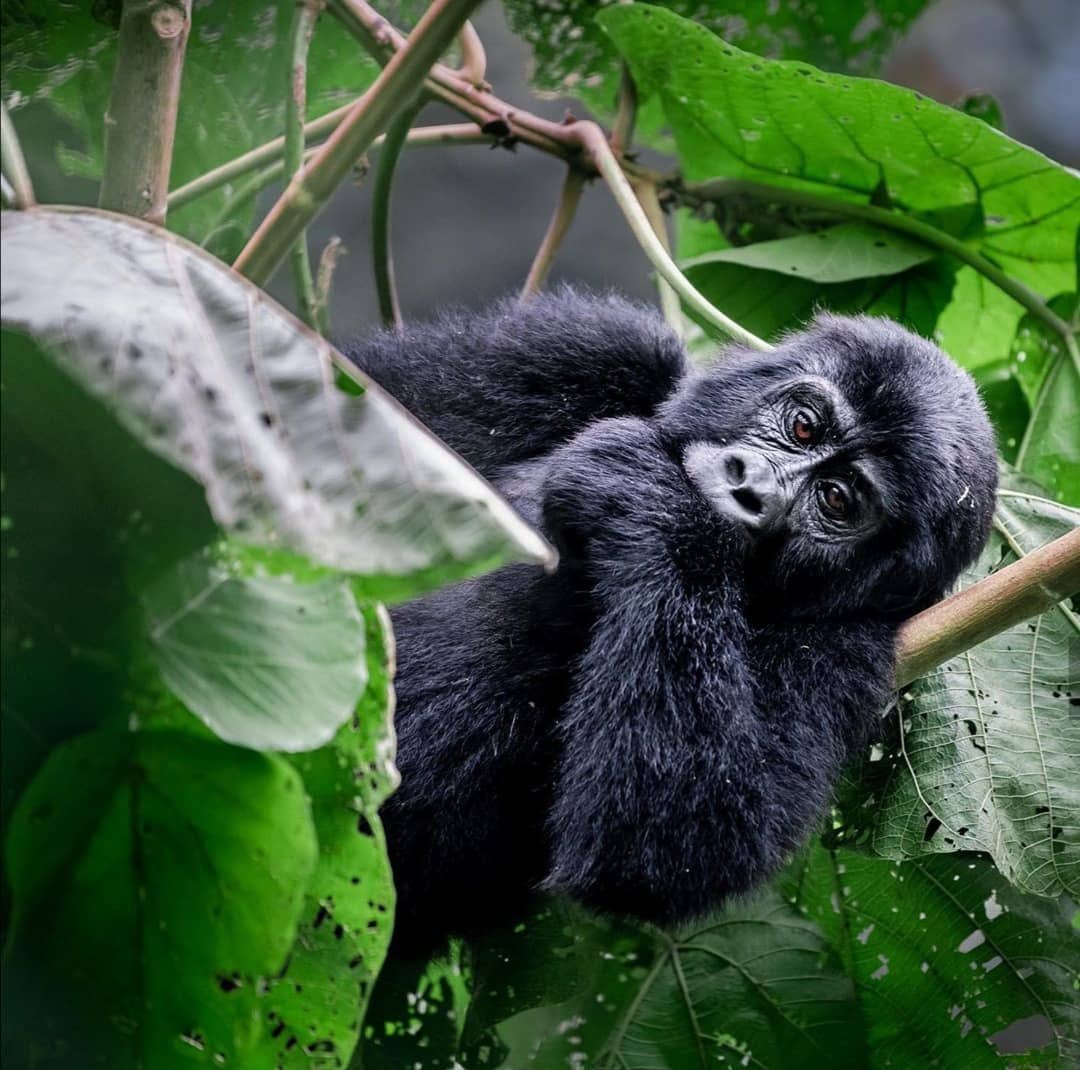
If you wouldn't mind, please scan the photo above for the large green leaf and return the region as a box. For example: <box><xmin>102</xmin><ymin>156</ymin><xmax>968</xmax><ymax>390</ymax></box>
<box><xmin>505</xmin><ymin>0</ymin><xmax>929</xmax><ymax>146</ymax></box>
<box><xmin>143</xmin><ymin>548</ymin><xmax>368</xmax><ymax>752</ymax></box>
<box><xmin>267</xmin><ymin>605</ymin><xmax>398</xmax><ymax>1069</ymax></box>
<box><xmin>604</xmin><ymin>3</ymin><xmax>1080</xmax><ymax>370</ymax></box>
<box><xmin>785</xmin><ymin>846</ymin><xmax>1080</xmax><ymax>1068</ymax></box>
<box><xmin>0</xmin><ymin>208</ymin><xmax>553</xmax><ymax>597</ymax></box>
<box><xmin>843</xmin><ymin>488</ymin><xmax>1080</xmax><ymax>898</ymax></box>
<box><xmin>2</xmin><ymin>730</ymin><xmax>318</xmax><ymax>1068</ymax></box>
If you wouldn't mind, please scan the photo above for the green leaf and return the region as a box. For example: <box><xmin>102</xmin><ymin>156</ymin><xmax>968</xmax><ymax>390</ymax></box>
<box><xmin>505</xmin><ymin>0</ymin><xmax>930</xmax><ymax>147</ymax></box>
<box><xmin>143</xmin><ymin>549</ymin><xmax>368</xmax><ymax>752</ymax></box>
<box><xmin>786</xmin><ymin>846</ymin><xmax>1080</xmax><ymax>1068</ymax></box>
<box><xmin>0</xmin><ymin>208</ymin><xmax>553</xmax><ymax>598</ymax></box>
<box><xmin>682</xmin><ymin>222</ymin><xmax>935</xmax><ymax>283</ymax></box>
<box><xmin>847</xmin><ymin>486</ymin><xmax>1080</xmax><ymax>898</ymax></box>
<box><xmin>2</xmin><ymin>730</ymin><xmax>318</xmax><ymax>1068</ymax></box>
<box><xmin>266</xmin><ymin>605</ymin><xmax>398</xmax><ymax>1069</ymax></box>
<box><xmin>605</xmin><ymin>3</ymin><xmax>1080</xmax><ymax>369</ymax></box>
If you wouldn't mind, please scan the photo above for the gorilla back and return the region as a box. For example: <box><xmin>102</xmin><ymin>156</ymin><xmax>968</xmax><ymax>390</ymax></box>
<box><xmin>343</xmin><ymin>290</ymin><xmax>998</xmax><ymax>952</ymax></box>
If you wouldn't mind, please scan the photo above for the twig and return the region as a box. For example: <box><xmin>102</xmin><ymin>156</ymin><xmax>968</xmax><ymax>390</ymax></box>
<box><xmin>314</xmin><ymin>236</ymin><xmax>345</xmax><ymax>333</ymax></box>
<box><xmin>169</xmin><ymin>122</ymin><xmax>492</xmax><ymax>210</ymax></box>
<box><xmin>99</xmin><ymin>0</ymin><xmax>192</xmax><ymax>224</ymax></box>
<box><xmin>234</xmin><ymin>0</ymin><xmax>483</xmax><ymax>285</ymax></box>
<box><xmin>1</xmin><ymin>102</ymin><xmax>36</xmax><ymax>208</ymax></box>
<box><xmin>633</xmin><ymin>179</ymin><xmax>682</xmax><ymax>336</ymax></box>
<box><xmin>610</xmin><ymin>62</ymin><xmax>637</xmax><ymax>158</ymax></box>
<box><xmin>574</xmin><ymin>123</ymin><xmax>770</xmax><ymax>351</ymax></box>
<box><xmin>285</xmin><ymin>0</ymin><xmax>325</xmax><ymax>330</ymax></box>
<box><xmin>521</xmin><ymin>167</ymin><xmax>586</xmax><ymax>299</ymax></box>
<box><xmin>372</xmin><ymin>98</ymin><xmax>425</xmax><ymax>326</ymax></box>
<box><xmin>894</xmin><ymin>528</ymin><xmax>1080</xmax><ymax>687</ymax></box>
<box><xmin>687</xmin><ymin>178</ymin><xmax>1077</xmax><ymax>347</ymax></box>
<box><xmin>455</xmin><ymin>20</ymin><xmax>487</xmax><ymax>86</ymax></box>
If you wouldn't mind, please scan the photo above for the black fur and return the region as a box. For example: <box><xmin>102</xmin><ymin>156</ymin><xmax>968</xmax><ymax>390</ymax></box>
<box><xmin>342</xmin><ymin>290</ymin><xmax>998</xmax><ymax>951</ymax></box>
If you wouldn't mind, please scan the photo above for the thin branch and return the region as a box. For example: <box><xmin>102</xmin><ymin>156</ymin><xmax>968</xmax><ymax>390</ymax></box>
<box><xmin>687</xmin><ymin>177</ymin><xmax>1077</xmax><ymax>346</ymax></box>
<box><xmin>894</xmin><ymin>528</ymin><xmax>1080</xmax><ymax>688</ymax></box>
<box><xmin>521</xmin><ymin>167</ymin><xmax>586</xmax><ymax>299</ymax></box>
<box><xmin>372</xmin><ymin>97</ymin><xmax>425</xmax><ymax>326</ymax></box>
<box><xmin>633</xmin><ymin>178</ymin><xmax>683</xmax><ymax>336</ymax></box>
<box><xmin>610</xmin><ymin>62</ymin><xmax>638</xmax><ymax>159</ymax></box>
<box><xmin>1</xmin><ymin>102</ymin><xmax>36</xmax><ymax>208</ymax></box>
<box><xmin>575</xmin><ymin>123</ymin><xmax>770</xmax><ymax>351</ymax></box>
<box><xmin>235</xmin><ymin>0</ymin><xmax>483</xmax><ymax>286</ymax></box>
<box><xmin>454</xmin><ymin>20</ymin><xmax>487</xmax><ymax>86</ymax></box>
<box><xmin>169</xmin><ymin>121</ymin><xmax>492</xmax><ymax>211</ymax></box>
<box><xmin>314</xmin><ymin>235</ymin><xmax>345</xmax><ymax>333</ymax></box>
<box><xmin>285</xmin><ymin>0</ymin><xmax>325</xmax><ymax>330</ymax></box>
<box><xmin>99</xmin><ymin>0</ymin><xmax>192</xmax><ymax>224</ymax></box>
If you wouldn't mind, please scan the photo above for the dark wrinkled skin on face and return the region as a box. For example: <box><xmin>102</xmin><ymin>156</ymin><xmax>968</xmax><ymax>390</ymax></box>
<box><xmin>343</xmin><ymin>290</ymin><xmax>998</xmax><ymax>954</ymax></box>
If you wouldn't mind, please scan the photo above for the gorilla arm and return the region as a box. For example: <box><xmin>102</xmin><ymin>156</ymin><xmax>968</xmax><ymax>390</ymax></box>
<box><xmin>340</xmin><ymin>290</ymin><xmax>685</xmax><ymax>481</ymax></box>
<box><xmin>541</xmin><ymin>417</ymin><xmax>895</xmax><ymax>924</ymax></box>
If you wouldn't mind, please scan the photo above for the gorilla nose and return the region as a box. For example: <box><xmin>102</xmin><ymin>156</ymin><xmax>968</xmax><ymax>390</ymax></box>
<box><xmin>718</xmin><ymin>448</ymin><xmax>781</xmax><ymax>530</ymax></box>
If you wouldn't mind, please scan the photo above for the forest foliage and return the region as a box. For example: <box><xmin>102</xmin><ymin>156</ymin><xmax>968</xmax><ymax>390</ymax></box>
<box><xmin>1</xmin><ymin>1</ymin><xmax>1077</xmax><ymax>1068</ymax></box>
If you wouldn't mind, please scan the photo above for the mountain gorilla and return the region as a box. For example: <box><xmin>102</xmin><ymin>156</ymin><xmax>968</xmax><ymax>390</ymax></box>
<box><xmin>344</xmin><ymin>290</ymin><xmax>997</xmax><ymax>951</ymax></box>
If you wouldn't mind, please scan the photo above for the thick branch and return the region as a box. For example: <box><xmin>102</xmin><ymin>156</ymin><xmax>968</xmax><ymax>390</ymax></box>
<box><xmin>894</xmin><ymin>528</ymin><xmax>1080</xmax><ymax>688</ymax></box>
<box><xmin>285</xmin><ymin>0</ymin><xmax>324</xmax><ymax>330</ymax></box>
<box><xmin>99</xmin><ymin>0</ymin><xmax>192</xmax><ymax>224</ymax></box>
<box><xmin>235</xmin><ymin>0</ymin><xmax>482</xmax><ymax>286</ymax></box>
<box><xmin>521</xmin><ymin>167</ymin><xmax>586</xmax><ymax>299</ymax></box>
<box><xmin>1</xmin><ymin>102</ymin><xmax>36</xmax><ymax>208</ymax></box>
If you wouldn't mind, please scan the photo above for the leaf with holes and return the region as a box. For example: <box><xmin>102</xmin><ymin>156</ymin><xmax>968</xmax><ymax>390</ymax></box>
<box><xmin>784</xmin><ymin>846</ymin><xmax>1080</xmax><ymax>1068</ymax></box>
<box><xmin>2</xmin><ymin>730</ymin><xmax>318</xmax><ymax>1068</ymax></box>
<box><xmin>266</xmin><ymin>605</ymin><xmax>399</xmax><ymax>1068</ymax></box>
<box><xmin>0</xmin><ymin>208</ymin><xmax>552</xmax><ymax>600</ymax></box>
<box><xmin>854</xmin><ymin>487</ymin><xmax>1080</xmax><ymax>897</ymax></box>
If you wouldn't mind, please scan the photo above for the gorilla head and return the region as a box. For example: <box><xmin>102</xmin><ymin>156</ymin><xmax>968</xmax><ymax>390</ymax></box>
<box><xmin>659</xmin><ymin>314</ymin><xmax>998</xmax><ymax>618</ymax></box>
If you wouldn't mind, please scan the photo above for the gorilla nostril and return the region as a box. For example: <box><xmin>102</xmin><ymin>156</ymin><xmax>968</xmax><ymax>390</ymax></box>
<box><xmin>732</xmin><ymin>487</ymin><xmax>762</xmax><ymax>515</ymax></box>
<box><xmin>725</xmin><ymin>454</ymin><xmax>745</xmax><ymax>482</ymax></box>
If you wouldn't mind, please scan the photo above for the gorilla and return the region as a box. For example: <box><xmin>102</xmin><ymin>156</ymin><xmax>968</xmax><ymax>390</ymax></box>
<box><xmin>343</xmin><ymin>290</ymin><xmax>998</xmax><ymax>952</ymax></box>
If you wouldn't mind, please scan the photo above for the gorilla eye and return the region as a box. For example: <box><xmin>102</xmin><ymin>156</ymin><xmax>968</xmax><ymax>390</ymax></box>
<box><xmin>818</xmin><ymin>480</ymin><xmax>853</xmax><ymax>518</ymax></box>
<box><xmin>791</xmin><ymin>410</ymin><xmax>819</xmax><ymax>445</ymax></box>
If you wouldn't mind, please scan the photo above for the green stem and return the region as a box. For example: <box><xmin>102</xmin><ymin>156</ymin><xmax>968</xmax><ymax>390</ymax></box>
<box><xmin>0</xmin><ymin>102</ymin><xmax>35</xmax><ymax>208</ymax></box>
<box><xmin>285</xmin><ymin>0</ymin><xmax>324</xmax><ymax>330</ymax></box>
<box><xmin>235</xmin><ymin>0</ymin><xmax>483</xmax><ymax>286</ymax></box>
<box><xmin>689</xmin><ymin>177</ymin><xmax>1075</xmax><ymax>344</ymax></box>
<box><xmin>372</xmin><ymin>97</ymin><xmax>426</xmax><ymax>326</ymax></box>
<box><xmin>578</xmin><ymin>125</ymin><xmax>770</xmax><ymax>351</ymax></box>
<box><xmin>520</xmin><ymin>167</ymin><xmax>586</xmax><ymax>299</ymax></box>
<box><xmin>99</xmin><ymin>0</ymin><xmax>192</xmax><ymax>223</ymax></box>
<box><xmin>634</xmin><ymin>178</ymin><xmax>683</xmax><ymax>338</ymax></box>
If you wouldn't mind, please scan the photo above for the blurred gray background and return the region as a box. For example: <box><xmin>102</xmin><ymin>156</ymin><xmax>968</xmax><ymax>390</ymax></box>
<box><xmin>261</xmin><ymin>0</ymin><xmax>1080</xmax><ymax>337</ymax></box>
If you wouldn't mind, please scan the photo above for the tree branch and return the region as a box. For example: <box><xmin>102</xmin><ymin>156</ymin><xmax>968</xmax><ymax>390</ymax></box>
<box><xmin>285</xmin><ymin>0</ymin><xmax>325</xmax><ymax>331</ymax></box>
<box><xmin>610</xmin><ymin>62</ymin><xmax>637</xmax><ymax>159</ymax></box>
<box><xmin>633</xmin><ymin>178</ymin><xmax>682</xmax><ymax>337</ymax></box>
<box><xmin>99</xmin><ymin>0</ymin><xmax>192</xmax><ymax>224</ymax></box>
<box><xmin>573</xmin><ymin>123</ymin><xmax>770</xmax><ymax>351</ymax></box>
<box><xmin>1</xmin><ymin>102</ymin><xmax>36</xmax><ymax>208</ymax></box>
<box><xmin>894</xmin><ymin>528</ymin><xmax>1080</xmax><ymax>688</ymax></box>
<box><xmin>454</xmin><ymin>20</ymin><xmax>487</xmax><ymax>86</ymax></box>
<box><xmin>234</xmin><ymin>0</ymin><xmax>482</xmax><ymax>286</ymax></box>
<box><xmin>372</xmin><ymin>97</ymin><xmax>425</xmax><ymax>326</ymax></box>
<box><xmin>521</xmin><ymin>167</ymin><xmax>586</xmax><ymax>299</ymax></box>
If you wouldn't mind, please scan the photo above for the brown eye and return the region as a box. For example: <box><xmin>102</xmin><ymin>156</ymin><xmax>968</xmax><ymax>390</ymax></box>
<box><xmin>792</xmin><ymin>410</ymin><xmax>817</xmax><ymax>444</ymax></box>
<box><xmin>819</xmin><ymin>480</ymin><xmax>851</xmax><ymax>517</ymax></box>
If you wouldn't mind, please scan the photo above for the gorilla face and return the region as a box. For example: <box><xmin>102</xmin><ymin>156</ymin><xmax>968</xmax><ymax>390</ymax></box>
<box><xmin>659</xmin><ymin>314</ymin><xmax>998</xmax><ymax>619</ymax></box>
